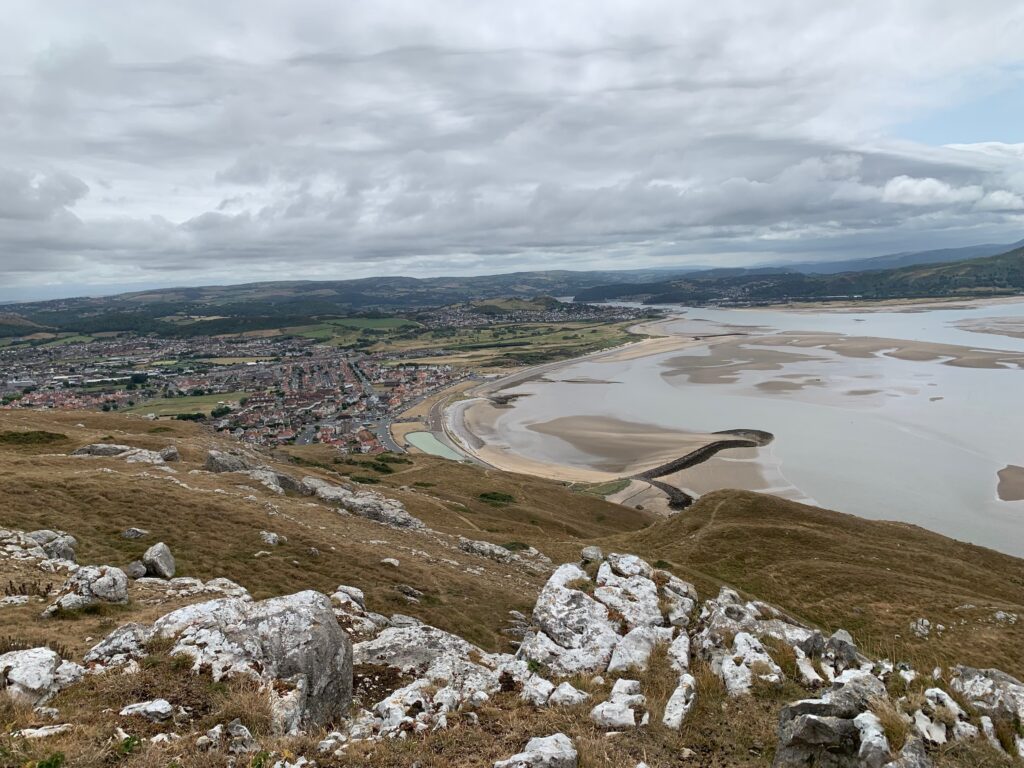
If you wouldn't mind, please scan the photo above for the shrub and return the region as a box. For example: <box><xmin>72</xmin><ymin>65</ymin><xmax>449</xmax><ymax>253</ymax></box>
<box><xmin>479</xmin><ymin>491</ymin><xmax>515</xmax><ymax>505</ymax></box>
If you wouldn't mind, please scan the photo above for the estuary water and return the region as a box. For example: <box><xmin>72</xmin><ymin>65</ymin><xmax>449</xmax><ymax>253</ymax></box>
<box><xmin>469</xmin><ymin>300</ymin><xmax>1024</xmax><ymax>555</ymax></box>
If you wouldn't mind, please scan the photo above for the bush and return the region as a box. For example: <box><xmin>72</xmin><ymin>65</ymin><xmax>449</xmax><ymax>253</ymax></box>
<box><xmin>479</xmin><ymin>491</ymin><xmax>515</xmax><ymax>505</ymax></box>
<box><xmin>174</xmin><ymin>412</ymin><xmax>205</xmax><ymax>422</ymax></box>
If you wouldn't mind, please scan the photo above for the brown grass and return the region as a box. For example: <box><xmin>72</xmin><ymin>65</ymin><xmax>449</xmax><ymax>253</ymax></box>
<box><xmin>870</xmin><ymin>696</ymin><xmax>909</xmax><ymax>751</ymax></box>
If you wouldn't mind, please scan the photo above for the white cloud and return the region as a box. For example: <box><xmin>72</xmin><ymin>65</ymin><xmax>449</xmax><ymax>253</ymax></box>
<box><xmin>880</xmin><ymin>176</ymin><xmax>984</xmax><ymax>206</ymax></box>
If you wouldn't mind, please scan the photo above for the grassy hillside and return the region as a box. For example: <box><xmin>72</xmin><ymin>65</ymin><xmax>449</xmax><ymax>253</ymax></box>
<box><xmin>0</xmin><ymin>411</ymin><xmax>1021</xmax><ymax>767</ymax></box>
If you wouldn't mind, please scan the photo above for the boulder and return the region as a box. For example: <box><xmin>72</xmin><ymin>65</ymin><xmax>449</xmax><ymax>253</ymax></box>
<box><xmin>43</xmin><ymin>565</ymin><xmax>129</xmax><ymax>616</ymax></box>
<box><xmin>205</xmin><ymin>450</ymin><xmax>253</xmax><ymax>473</ymax></box>
<box><xmin>0</xmin><ymin>647</ymin><xmax>84</xmax><ymax>705</ymax></box>
<box><xmin>88</xmin><ymin>590</ymin><xmax>352</xmax><ymax>733</ymax></box>
<box><xmin>124</xmin><ymin>560</ymin><xmax>147</xmax><ymax>579</ymax></box>
<box><xmin>855</xmin><ymin>711</ymin><xmax>892</xmax><ymax>768</ymax></box>
<box><xmin>260</xmin><ymin>531</ymin><xmax>286</xmax><ymax>546</ymax></box>
<box><xmin>516</xmin><ymin>564</ymin><xmax>621</xmax><ymax>675</ymax></box>
<box><xmin>143</xmin><ymin>542</ymin><xmax>175</xmax><ymax>578</ymax></box>
<box><xmin>949</xmin><ymin>665</ymin><xmax>1024</xmax><ymax>721</ymax></box>
<box><xmin>593</xmin><ymin>561</ymin><xmax>662</xmax><ymax>630</ymax></box>
<box><xmin>580</xmin><ymin>546</ymin><xmax>602</xmax><ymax>563</ymax></box>
<box><xmin>494</xmin><ymin>733</ymin><xmax>578</xmax><ymax>768</ymax></box>
<box><xmin>159</xmin><ymin>446</ymin><xmax>180</xmax><ymax>462</ymax></box>
<box><xmin>590</xmin><ymin>679</ymin><xmax>646</xmax><ymax>729</ymax></box>
<box><xmin>0</xmin><ymin>529</ymin><xmax>49</xmax><ymax>560</ymax></box>
<box><xmin>122</xmin><ymin>527</ymin><xmax>149</xmax><ymax>539</ymax></box>
<box><xmin>720</xmin><ymin>632</ymin><xmax>783</xmax><ymax>696</ymax></box>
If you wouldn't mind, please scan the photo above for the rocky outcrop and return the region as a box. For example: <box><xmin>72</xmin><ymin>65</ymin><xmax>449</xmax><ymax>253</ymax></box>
<box><xmin>302</xmin><ymin>476</ymin><xmax>426</xmax><ymax>530</ymax></box>
<box><xmin>458</xmin><ymin>537</ymin><xmax>552</xmax><ymax>573</ymax></box>
<box><xmin>204</xmin><ymin>449</ymin><xmax>255</xmax><ymax>473</ymax></box>
<box><xmin>142</xmin><ymin>542</ymin><xmax>175</xmax><ymax>578</ymax></box>
<box><xmin>87</xmin><ymin>590</ymin><xmax>352</xmax><ymax>733</ymax></box>
<box><xmin>0</xmin><ymin>647</ymin><xmax>84</xmax><ymax>706</ymax></box>
<box><xmin>25</xmin><ymin>530</ymin><xmax>78</xmax><ymax>562</ymax></box>
<box><xmin>494</xmin><ymin>733</ymin><xmax>577</xmax><ymax>768</ymax></box>
<box><xmin>72</xmin><ymin>443</ymin><xmax>167</xmax><ymax>464</ymax></box>
<box><xmin>42</xmin><ymin>565</ymin><xmax>129</xmax><ymax>616</ymax></box>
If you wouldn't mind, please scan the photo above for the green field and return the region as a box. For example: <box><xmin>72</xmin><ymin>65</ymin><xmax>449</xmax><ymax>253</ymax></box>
<box><xmin>326</xmin><ymin>317</ymin><xmax>420</xmax><ymax>330</ymax></box>
<box><xmin>122</xmin><ymin>390</ymin><xmax>250</xmax><ymax>417</ymax></box>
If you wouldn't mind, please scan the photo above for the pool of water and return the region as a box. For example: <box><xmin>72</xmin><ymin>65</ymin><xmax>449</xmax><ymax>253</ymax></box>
<box><xmin>405</xmin><ymin>431</ymin><xmax>466</xmax><ymax>461</ymax></box>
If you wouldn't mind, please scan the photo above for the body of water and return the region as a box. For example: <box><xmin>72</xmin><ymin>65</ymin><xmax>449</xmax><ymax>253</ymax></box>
<box><xmin>467</xmin><ymin>300</ymin><xmax>1024</xmax><ymax>555</ymax></box>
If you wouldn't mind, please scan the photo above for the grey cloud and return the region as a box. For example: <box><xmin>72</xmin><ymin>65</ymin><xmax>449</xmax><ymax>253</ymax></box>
<box><xmin>0</xmin><ymin>1</ymin><xmax>1023</xmax><ymax>298</ymax></box>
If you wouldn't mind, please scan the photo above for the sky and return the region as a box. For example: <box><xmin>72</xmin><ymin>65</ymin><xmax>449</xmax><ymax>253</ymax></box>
<box><xmin>1</xmin><ymin>1</ymin><xmax>1023</xmax><ymax>301</ymax></box>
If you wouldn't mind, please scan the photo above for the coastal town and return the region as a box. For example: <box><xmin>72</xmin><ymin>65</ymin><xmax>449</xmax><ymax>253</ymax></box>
<box><xmin>0</xmin><ymin>301</ymin><xmax>653</xmax><ymax>456</ymax></box>
<box><xmin>0</xmin><ymin>332</ymin><xmax>470</xmax><ymax>455</ymax></box>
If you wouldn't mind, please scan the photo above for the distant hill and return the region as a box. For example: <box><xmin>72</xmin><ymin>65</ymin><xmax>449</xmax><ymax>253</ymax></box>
<box><xmin>575</xmin><ymin>244</ymin><xmax>1024</xmax><ymax>305</ymax></box>
<box><xmin>788</xmin><ymin>238</ymin><xmax>1024</xmax><ymax>274</ymax></box>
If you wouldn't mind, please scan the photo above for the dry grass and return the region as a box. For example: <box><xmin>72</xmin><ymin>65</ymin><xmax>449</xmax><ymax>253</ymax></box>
<box><xmin>870</xmin><ymin>696</ymin><xmax>909</xmax><ymax>751</ymax></box>
<box><xmin>1</xmin><ymin>410</ymin><xmax>1023</xmax><ymax>766</ymax></box>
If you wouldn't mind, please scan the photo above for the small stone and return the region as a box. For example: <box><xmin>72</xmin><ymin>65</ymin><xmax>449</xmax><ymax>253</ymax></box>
<box><xmin>380</xmin><ymin>558</ymin><xmax>400</xmax><ymax>567</ymax></box>
<box><xmin>122</xmin><ymin>528</ymin><xmax>149</xmax><ymax>539</ymax></box>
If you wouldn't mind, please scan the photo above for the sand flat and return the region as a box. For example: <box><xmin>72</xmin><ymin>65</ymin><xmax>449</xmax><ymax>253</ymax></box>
<box><xmin>527</xmin><ymin>415</ymin><xmax>727</xmax><ymax>475</ymax></box>
<box><xmin>997</xmin><ymin>465</ymin><xmax>1024</xmax><ymax>502</ymax></box>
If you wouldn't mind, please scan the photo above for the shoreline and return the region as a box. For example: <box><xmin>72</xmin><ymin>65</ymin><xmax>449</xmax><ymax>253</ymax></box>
<box><xmin>441</xmin><ymin>318</ymin><xmax>779</xmax><ymax>508</ymax></box>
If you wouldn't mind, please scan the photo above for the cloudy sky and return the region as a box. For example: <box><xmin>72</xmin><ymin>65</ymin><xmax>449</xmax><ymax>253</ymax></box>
<box><xmin>2</xmin><ymin>1</ymin><xmax>1023</xmax><ymax>300</ymax></box>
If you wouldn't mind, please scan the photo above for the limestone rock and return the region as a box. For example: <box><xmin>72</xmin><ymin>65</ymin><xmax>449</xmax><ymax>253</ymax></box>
<box><xmin>260</xmin><ymin>530</ymin><xmax>286</xmax><ymax>546</ymax></box>
<box><xmin>949</xmin><ymin>666</ymin><xmax>1024</xmax><ymax>721</ymax></box>
<box><xmin>124</xmin><ymin>560</ymin><xmax>147</xmax><ymax>579</ymax></box>
<box><xmin>43</xmin><ymin>565</ymin><xmax>128</xmax><ymax>616</ymax></box>
<box><xmin>159</xmin><ymin>445</ymin><xmax>180</xmax><ymax>462</ymax></box>
<box><xmin>89</xmin><ymin>591</ymin><xmax>352</xmax><ymax>733</ymax></box>
<box><xmin>593</xmin><ymin>560</ymin><xmax>662</xmax><ymax>630</ymax></box>
<box><xmin>580</xmin><ymin>546</ymin><xmax>602</xmax><ymax>563</ymax></box>
<box><xmin>517</xmin><ymin>564</ymin><xmax>621</xmax><ymax>675</ymax></box>
<box><xmin>590</xmin><ymin>679</ymin><xmax>646</xmax><ymax>730</ymax></box>
<box><xmin>122</xmin><ymin>527</ymin><xmax>148</xmax><ymax>539</ymax></box>
<box><xmin>120</xmin><ymin>698</ymin><xmax>174</xmax><ymax>722</ymax></box>
<box><xmin>303</xmin><ymin>476</ymin><xmax>426</xmax><ymax>530</ymax></box>
<box><xmin>548</xmin><ymin>682</ymin><xmax>589</xmax><ymax>707</ymax></box>
<box><xmin>494</xmin><ymin>733</ymin><xmax>578</xmax><ymax>768</ymax></box>
<box><xmin>663</xmin><ymin>673</ymin><xmax>697</xmax><ymax>729</ymax></box>
<box><xmin>25</xmin><ymin>530</ymin><xmax>77</xmax><ymax>562</ymax></box>
<box><xmin>0</xmin><ymin>647</ymin><xmax>84</xmax><ymax>706</ymax></box>
<box><xmin>73</xmin><ymin>443</ymin><xmax>132</xmax><ymax>457</ymax></box>
<box><xmin>205</xmin><ymin>450</ymin><xmax>253</xmax><ymax>473</ymax></box>
<box><xmin>855</xmin><ymin>711</ymin><xmax>892</xmax><ymax>768</ymax></box>
<box><xmin>607</xmin><ymin>626</ymin><xmax>674</xmax><ymax>674</ymax></box>
<box><xmin>143</xmin><ymin>542</ymin><xmax>175</xmax><ymax>578</ymax></box>
<box><xmin>720</xmin><ymin>632</ymin><xmax>783</xmax><ymax>696</ymax></box>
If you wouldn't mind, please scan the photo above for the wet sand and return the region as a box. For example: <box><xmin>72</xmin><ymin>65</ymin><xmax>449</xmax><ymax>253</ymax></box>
<box><xmin>527</xmin><ymin>415</ymin><xmax>728</xmax><ymax>475</ymax></box>
<box><xmin>997</xmin><ymin>465</ymin><xmax>1024</xmax><ymax>502</ymax></box>
<box><xmin>957</xmin><ymin>317</ymin><xmax>1024</xmax><ymax>341</ymax></box>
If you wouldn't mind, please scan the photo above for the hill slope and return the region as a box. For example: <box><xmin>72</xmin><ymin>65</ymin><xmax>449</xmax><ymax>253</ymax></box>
<box><xmin>576</xmin><ymin>245</ymin><xmax>1024</xmax><ymax>305</ymax></box>
<box><xmin>0</xmin><ymin>410</ymin><xmax>1021</xmax><ymax>767</ymax></box>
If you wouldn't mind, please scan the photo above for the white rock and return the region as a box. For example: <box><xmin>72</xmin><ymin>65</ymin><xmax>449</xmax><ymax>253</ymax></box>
<box><xmin>667</xmin><ymin>631</ymin><xmax>691</xmax><ymax>674</ymax></box>
<box><xmin>548</xmin><ymin>682</ymin><xmax>589</xmax><ymax>707</ymax></box>
<box><xmin>143</xmin><ymin>542</ymin><xmax>175</xmax><ymax>579</ymax></box>
<box><xmin>42</xmin><ymin>565</ymin><xmax>128</xmax><ymax>616</ymax></box>
<box><xmin>120</xmin><ymin>698</ymin><xmax>174</xmax><ymax>722</ymax></box>
<box><xmin>720</xmin><ymin>632</ymin><xmax>783</xmax><ymax>696</ymax></box>
<box><xmin>521</xmin><ymin>674</ymin><xmax>555</xmax><ymax>706</ymax></box>
<box><xmin>0</xmin><ymin>647</ymin><xmax>83</xmax><ymax>706</ymax></box>
<box><xmin>260</xmin><ymin>530</ymin><xmax>286</xmax><ymax>546</ymax></box>
<box><xmin>854</xmin><ymin>711</ymin><xmax>891</xmax><ymax>768</ymax></box>
<box><xmin>517</xmin><ymin>564</ymin><xmax>621</xmax><ymax>675</ymax></box>
<box><xmin>590</xmin><ymin>699</ymin><xmax>636</xmax><ymax>729</ymax></box>
<box><xmin>12</xmin><ymin>724</ymin><xmax>72</xmax><ymax>739</ymax></box>
<box><xmin>593</xmin><ymin>561</ymin><xmax>662</xmax><ymax>630</ymax></box>
<box><xmin>605</xmin><ymin>553</ymin><xmax>653</xmax><ymax>579</ymax></box>
<box><xmin>662</xmin><ymin>673</ymin><xmax>697</xmax><ymax>729</ymax></box>
<box><xmin>494</xmin><ymin>733</ymin><xmax>578</xmax><ymax>768</ymax></box>
<box><xmin>607</xmin><ymin>626</ymin><xmax>673</xmax><ymax>674</ymax></box>
<box><xmin>913</xmin><ymin>709</ymin><xmax>947</xmax><ymax>745</ymax></box>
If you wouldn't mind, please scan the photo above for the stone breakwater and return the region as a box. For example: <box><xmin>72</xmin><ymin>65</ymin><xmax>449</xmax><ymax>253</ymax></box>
<box><xmin>4</xmin><ymin>527</ymin><xmax>1023</xmax><ymax>767</ymax></box>
<box><xmin>635</xmin><ymin>428</ymin><xmax>775</xmax><ymax>509</ymax></box>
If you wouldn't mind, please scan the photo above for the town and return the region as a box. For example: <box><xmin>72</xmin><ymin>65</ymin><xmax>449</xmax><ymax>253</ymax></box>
<box><xmin>0</xmin><ymin>301</ymin><xmax>653</xmax><ymax>455</ymax></box>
